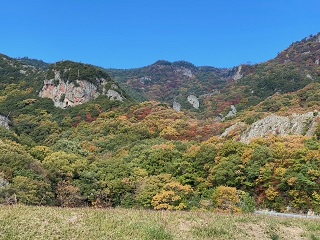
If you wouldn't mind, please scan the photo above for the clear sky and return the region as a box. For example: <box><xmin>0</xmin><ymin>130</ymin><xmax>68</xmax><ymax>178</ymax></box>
<box><xmin>1</xmin><ymin>0</ymin><xmax>320</xmax><ymax>69</ymax></box>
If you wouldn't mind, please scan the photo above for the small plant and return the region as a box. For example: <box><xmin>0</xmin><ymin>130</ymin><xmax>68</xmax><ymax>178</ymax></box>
<box><xmin>144</xmin><ymin>225</ymin><xmax>173</xmax><ymax>240</ymax></box>
<box><xmin>59</xmin><ymin>94</ymin><xmax>66</xmax><ymax>102</ymax></box>
<box><xmin>270</xmin><ymin>233</ymin><xmax>280</xmax><ymax>240</ymax></box>
<box><xmin>239</xmin><ymin>192</ymin><xmax>256</xmax><ymax>213</ymax></box>
<box><xmin>310</xmin><ymin>234</ymin><xmax>320</xmax><ymax>240</ymax></box>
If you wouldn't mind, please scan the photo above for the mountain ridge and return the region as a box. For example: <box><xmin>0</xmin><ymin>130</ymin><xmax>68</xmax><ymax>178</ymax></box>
<box><xmin>1</xmin><ymin>33</ymin><xmax>320</xmax><ymax>213</ymax></box>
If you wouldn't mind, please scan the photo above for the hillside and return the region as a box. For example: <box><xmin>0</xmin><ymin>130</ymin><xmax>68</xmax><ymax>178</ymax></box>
<box><xmin>107</xmin><ymin>60</ymin><xmax>240</xmax><ymax>112</ymax></box>
<box><xmin>0</xmin><ymin>55</ymin><xmax>130</xmax><ymax>144</ymax></box>
<box><xmin>0</xmin><ymin>33</ymin><xmax>320</xmax><ymax>215</ymax></box>
<box><xmin>107</xmin><ymin>33</ymin><xmax>320</xmax><ymax>118</ymax></box>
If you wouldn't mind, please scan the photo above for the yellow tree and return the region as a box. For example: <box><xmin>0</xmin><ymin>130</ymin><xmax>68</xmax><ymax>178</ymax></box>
<box><xmin>212</xmin><ymin>186</ymin><xmax>241</xmax><ymax>213</ymax></box>
<box><xmin>151</xmin><ymin>181</ymin><xmax>193</xmax><ymax>210</ymax></box>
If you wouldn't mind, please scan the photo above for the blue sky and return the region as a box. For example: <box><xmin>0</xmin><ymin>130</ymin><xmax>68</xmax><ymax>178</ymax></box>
<box><xmin>1</xmin><ymin>0</ymin><xmax>320</xmax><ymax>69</ymax></box>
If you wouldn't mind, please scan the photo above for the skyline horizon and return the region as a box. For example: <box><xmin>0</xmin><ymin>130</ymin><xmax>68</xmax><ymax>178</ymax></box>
<box><xmin>6</xmin><ymin>31</ymin><xmax>320</xmax><ymax>70</ymax></box>
<box><xmin>2</xmin><ymin>1</ymin><xmax>320</xmax><ymax>69</ymax></box>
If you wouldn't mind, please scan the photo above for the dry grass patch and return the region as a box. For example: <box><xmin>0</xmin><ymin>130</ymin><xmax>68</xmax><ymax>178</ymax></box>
<box><xmin>0</xmin><ymin>205</ymin><xmax>319</xmax><ymax>240</ymax></box>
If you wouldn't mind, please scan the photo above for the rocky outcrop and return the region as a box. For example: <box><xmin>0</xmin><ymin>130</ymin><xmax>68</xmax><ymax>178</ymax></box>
<box><xmin>39</xmin><ymin>71</ymin><xmax>124</xmax><ymax>108</ymax></box>
<box><xmin>0</xmin><ymin>115</ymin><xmax>9</xmax><ymax>129</ymax></box>
<box><xmin>240</xmin><ymin>112</ymin><xmax>319</xmax><ymax>143</ymax></box>
<box><xmin>187</xmin><ymin>95</ymin><xmax>199</xmax><ymax>109</ymax></box>
<box><xmin>40</xmin><ymin>79</ymin><xmax>100</xmax><ymax>108</ymax></box>
<box><xmin>222</xmin><ymin>105</ymin><xmax>237</xmax><ymax>120</ymax></box>
<box><xmin>220</xmin><ymin>111</ymin><xmax>319</xmax><ymax>143</ymax></box>
<box><xmin>172</xmin><ymin>101</ymin><xmax>181</xmax><ymax>112</ymax></box>
<box><xmin>233</xmin><ymin>65</ymin><xmax>243</xmax><ymax>80</ymax></box>
<box><xmin>139</xmin><ymin>77</ymin><xmax>151</xmax><ymax>84</ymax></box>
<box><xmin>174</xmin><ymin>67</ymin><xmax>194</xmax><ymax>78</ymax></box>
<box><xmin>220</xmin><ymin>122</ymin><xmax>247</xmax><ymax>138</ymax></box>
<box><xmin>106</xmin><ymin>89</ymin><xmax>123</xmax><ymax>101</ymax></box>
<box><xmin>306</xmin><ymin>74</ymin><xmax>313</xmax><ymax>80</ymax></box>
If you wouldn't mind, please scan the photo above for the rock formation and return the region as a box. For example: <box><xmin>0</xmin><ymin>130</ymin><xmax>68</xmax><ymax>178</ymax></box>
<box><xmin>187</xmin><ymin>95</ymin><xmax>199</xmax><ymax>109</ymax></box>
<box><xmin>172</xmin><ymin>101</ymin><xmax>181</xmax><ymax>112</ymax></box>
<box><xmin>220</xmin><ymin>111</ymin><xmax>319</xmax><ymax>143</ymax></box>
<box><xmin>174</xmin><ymin>67</ymin><xmax>194</xmax><ymax>78</ymax></box>
<box><xmin>222</xmin><ymin>105</ymin><xmax>237</xmax><ymax>120</ymax></box>
<box><xmin>0</xmin><ymin>115</ymin><xmax>9</xmax><ymax>129</ymax></box>
<box><xmin>233</xmin><ymin>65</ymin><xmax>243</xmax><ymax>80</ymax></box>
<box><xmin>240</xmin><ymin>112</ymin><xmax>319</xmax><ymax>143</ymax></box>
<box><xmin>39</xmin><ymin>70</ymin><xmax>124</xmax><ymax>108</ymax></box>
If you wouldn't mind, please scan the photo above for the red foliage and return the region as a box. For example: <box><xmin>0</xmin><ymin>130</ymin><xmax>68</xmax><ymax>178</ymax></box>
<box><xmin>134</xmin><ymin>107</ymin><xmax>153</xmax><ymax>120</ymax></box>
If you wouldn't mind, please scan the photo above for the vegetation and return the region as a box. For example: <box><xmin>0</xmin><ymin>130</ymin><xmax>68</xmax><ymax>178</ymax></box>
<box><xmin>106</xmin><ymin>60</ymin><xmax>234</xmax><ymax>113</ymax></box>
<box><xmin>0</xmin><ymin>100</ymin><xmax>320</xmax><ymax>213</ymax></box>
<box><xmin>16</xmin><ymin>57</ymin><xmax>50</xmax><ymax>70</ymax></box>
<box><xmin>1</xmin><ymin>33</ymin><xmax>320</xmax><ymax>216</ymax></box>
<box><xmin>107</xmin><ymin>33</ymin><xmax>320</xmax><ymax>117</ymax></box>
<box><xmin>47</xmin><ymin>61</ymin><xmax>113</xmax><ymax>86</ymax></box>
<box><xmin>1</xmin><ymin>205</ymin><xmax>320</xmax><ymax>239</ymax></box>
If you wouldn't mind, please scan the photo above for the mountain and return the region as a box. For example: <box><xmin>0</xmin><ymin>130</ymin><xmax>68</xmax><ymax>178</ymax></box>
<box><xmin>107</xmin><ymin>33</ymin><xmax>320</xmax><ymax>118</ymax></box>
<box><xmin>16</xmin><ymin>57</ymin><xmax>50</xmax><ymax>70</ymax></box>
<box><xmin>0</xmin><ymin>54</ymin><xmax>130</xmax><ymax>144</ymax></box>
<box><xmin>39</xmin><ymin>61</ymin><xmax>126</xmax><ymax>108</ymax></box>
<box><xmin>1</xmin><ymin>33</ymin><xmax>320</xmax><ymax>214</ymax></box>
<box><xmin>106</xmin><ymin>60</ymin><xmax>242</xmax><ymax>112</ymax></box>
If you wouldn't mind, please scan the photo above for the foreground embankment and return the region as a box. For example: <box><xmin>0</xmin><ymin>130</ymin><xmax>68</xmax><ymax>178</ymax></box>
<box><xmin>0</xmin><ymin>205</ymin><xmax>319</xmax><ymax>239</ymax></box>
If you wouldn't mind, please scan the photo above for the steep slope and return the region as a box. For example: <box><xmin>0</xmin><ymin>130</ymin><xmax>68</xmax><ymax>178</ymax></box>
<box><xmin>16</xmin><ymin>57</ymin><xmax>50</xmax><ymax>70</ymax></box>
<box><xmin>220</xmin><ymin>82</ymin><xmax>320</xmax><ymax>142</ymax></box>
<box><xmin>107</xmin><ymin>60</ymin><xmax>248</xmax><ymax>112</ymax></box>
<box><xmin>203</xmin><ymin>33</ymin><xmax>320</xmax><ymax>117</ymax></box>
<box><xmin>2</xmin><ymin>34</ymin><xmax>320</xmax><ymax>214</ymax></box>
<box><xmin>39</xmin><ymin>61</ymin><xmax>126</xmax><ymax>108</ymax></box>
<box><xmin>108</xmin><ymin>33</ymin><xmax>320</xmax><ymax>118</ymax></box>
<box><xmin>0</xmin><ymin>56</ymin><xmax>131</xmax><ymax>145</ymax></box>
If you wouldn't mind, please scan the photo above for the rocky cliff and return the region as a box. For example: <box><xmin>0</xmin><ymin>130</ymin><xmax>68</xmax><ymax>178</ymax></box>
<box><xmin>0</xmin><ymin>115</ymin><xmax>10</xmax><ymax>129</ymax></box>
<box><xmin>221</xmin><ymin>111</ymin><xmax>319</xmax><ymax>143</ymax></box>
<box><xmin>39</xmin><ymin>62</ymin><xmax>124</xmax><ymax>108</ymax></box>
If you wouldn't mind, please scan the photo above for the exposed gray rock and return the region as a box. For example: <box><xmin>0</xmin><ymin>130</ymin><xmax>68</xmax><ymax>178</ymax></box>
<box><xmin>172</xmin><ymin>101</ymin><xmax>181</xmax><ymax>112</ymax></box>
<box><xmin>222</xmin><ymin>105</ymin><xmax>237</xmax><ymax>121</ymax></box>
<box><xmin>240</xmin><ymin>112</ymin><xmax>318</xmax><ymax>143</ymax></box>
<box><xmin>187</xmin><ymin>95</ymin><xmax>199</xmax><ymax>109</ymax></box>
<box><xmin>233</xmin><ymin>65</ymin><xmax>243</xmax><ymax>80</ymax></box>
<box><xmin>306</xmin><ymin>74</ymin><xmax>313</xmax><ymax>80</ymax></box>
<box><xmin>220</xmin><ymin>122</ymin><xmax>247</xmax><ymax>138</ymax></box>
<box><xmin>106</xmin><ymin>89</ymin><xmax>123</xmax><ymax>101</ymax></box>
<box><xmin>111</xmin><ymin>84</ymin><xmax>119</xmax><ymax>89</ymax></box>
<box><xmin>139</xmin><ymin>77</ymin><xmax>152</xmax><ymax>84</ymax></box>
<box><xmin>0</xmin><ymin>115</ymin><xmax>10</xmax><ymax>129</ymax></box>
<box><xmin>39</xmin><ymin>71</ymin><xmax>124</xmax><ymax>108</ymax></box>
<box><xmin>175</xmin><ymin>67</ymin><xmax>194</xmax><ymax>78</ymax></box>
<box><xmin>315</xmin><ymin>59</ymin><xmax>319</xmax><ymax>65</ymax></box>
<box><xmin>40</xmin><ymin>79</ymin><xmax>100</xmax><ymax>108</ymax></box>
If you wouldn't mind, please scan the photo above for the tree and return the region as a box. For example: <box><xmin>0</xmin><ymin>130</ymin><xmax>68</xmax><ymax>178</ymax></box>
<box><xmin>42</xmin><ymin>151</ymin><xmax>88</xmax><ymax>184</ymax></box>
<box><xmin>56</xmin><ymin>180</ymin><xmax>85</xmax><ymax>207</ymax></box>
<box><xmin>7</xmin><ymin>176</ymin><xmax>53</xmax><ymax>205</ymax></box>
<box><xmin>212</xmin><ymin>186</ymin><xmax>241</xmax><ymax>213</ymax></box>
<box><xmin>151</xmin><ymin>181</ymin><xmax>193</xmax><ymax>210</ymax></box>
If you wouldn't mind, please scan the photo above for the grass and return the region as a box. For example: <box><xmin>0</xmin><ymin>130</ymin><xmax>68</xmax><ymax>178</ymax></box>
<box><xmin>0</xmin><ymin>205</ymin><xmax>319</xmax><ymax>240</ymax></box>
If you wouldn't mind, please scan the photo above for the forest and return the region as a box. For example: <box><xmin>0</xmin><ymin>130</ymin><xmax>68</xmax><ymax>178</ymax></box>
<box><xmin>1</xmin><ymin>98</ymin><xmax>320</xmax><ymax>214</ymax></box>
<box><xmin>1</xmin><ymin>33</ymin><xmax>320</xmax><ymax>215</ymax></box>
